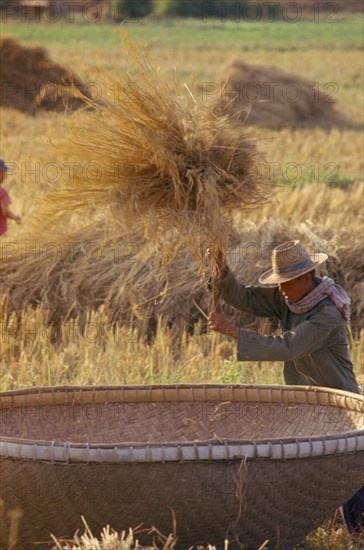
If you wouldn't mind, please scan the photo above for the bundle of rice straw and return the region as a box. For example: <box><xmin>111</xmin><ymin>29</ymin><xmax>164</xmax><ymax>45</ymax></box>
<box><xmin>0</xmin><ymin>37</ymin><xmax>93</xmax><ymax>114</ymax></box>
<box><xmin>36</xmin><ymin>33</ymin><xmax>269</xmax><ymax>280</ymax></box>
<box><xmin>1</xmin><ymin>219</ymin><xmax>363</xmax><ymax>335</ymax></box>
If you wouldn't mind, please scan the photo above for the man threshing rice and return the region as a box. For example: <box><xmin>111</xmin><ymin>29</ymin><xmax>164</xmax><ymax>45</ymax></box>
<box><xmin>208</xmin><ymin>239</ymin><xmax>364</xmax><ymax>534</ymax></box>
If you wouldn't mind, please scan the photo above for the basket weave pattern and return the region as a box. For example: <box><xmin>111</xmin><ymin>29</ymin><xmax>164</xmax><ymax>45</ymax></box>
<box><xmin>0</xmin><ymin>384</ymin><xmax>363</xmax><ymax>549</ymax></box>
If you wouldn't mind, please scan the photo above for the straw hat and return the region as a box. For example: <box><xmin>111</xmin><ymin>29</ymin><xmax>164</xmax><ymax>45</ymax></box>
<box><xmin>259</xmin><ymin>240</ymin><xmax>328</xmax><ymax>285</ymax></box>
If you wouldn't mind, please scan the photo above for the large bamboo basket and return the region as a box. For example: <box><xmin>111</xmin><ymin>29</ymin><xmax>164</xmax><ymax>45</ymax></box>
<box><xmin>0</xmin><ymin>384</ymin><xmax>363</xmax><ymax>549</ymax></box>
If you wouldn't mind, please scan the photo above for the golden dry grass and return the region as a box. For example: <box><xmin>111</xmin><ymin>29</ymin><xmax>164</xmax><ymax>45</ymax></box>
<box><xmin>42</xmin><ymin>48</ymin><xmax>363</xmax><ymax>125</ymax></box>
<box><xmin>49</xmin><ymin>519</ymin><xmax>364</xmax><ymax>550</ymax></box>
<box><xmin>1</xmin><ymin>217</ymin><xmax>363</xmax><ymax>334</ymax></box>
<box><xmin>1</xmin><ymin>296</ymin><xmax>363</xmax><ymax>391</ymax></box>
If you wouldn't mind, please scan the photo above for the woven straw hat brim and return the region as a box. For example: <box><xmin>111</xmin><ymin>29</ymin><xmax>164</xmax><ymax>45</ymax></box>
<box><xmin>259</xmin><ymin>252</ymin><xmax>328</xmax><ymax>285</ymax></box>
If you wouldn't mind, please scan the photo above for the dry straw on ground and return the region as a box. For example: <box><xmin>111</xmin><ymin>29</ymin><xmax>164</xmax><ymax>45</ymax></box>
<box><xmin>0</xmin><ymin>37</ymin><xmax>93</xmax><ymax>114</ymax></box>
<box><xmin>213</xmin><ymin>60</ymin><xmax>351</xmax><ymax>129</ymax></box>
<box><xmin>50</xmin><ymin>518</ymin><xmax>179</xmax><ymax>550</ymax></box>
<box><xmin>30</xmin><ymin>32</ymin><xmax>269</xmax><ymax>278</ymax></box>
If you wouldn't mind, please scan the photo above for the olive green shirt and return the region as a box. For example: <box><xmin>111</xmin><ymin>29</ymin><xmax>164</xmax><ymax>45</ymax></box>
<box><xmin>220</xmin><ymin>269</ymin><xmax>360</xmax><ymax>394</ymax></box>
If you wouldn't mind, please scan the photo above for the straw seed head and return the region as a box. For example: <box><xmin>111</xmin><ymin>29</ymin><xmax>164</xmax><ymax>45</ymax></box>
<box><xmin>34</xmin><ymin>33</ymin><xmax>270</xmax><ymax>275</ymax></box>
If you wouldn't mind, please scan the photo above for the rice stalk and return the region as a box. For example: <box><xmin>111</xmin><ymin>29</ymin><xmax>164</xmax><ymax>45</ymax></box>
<box><xmin>29</xmin><ymin>32</ymin><xmax>269</xmax><ymax>279</ymax></box>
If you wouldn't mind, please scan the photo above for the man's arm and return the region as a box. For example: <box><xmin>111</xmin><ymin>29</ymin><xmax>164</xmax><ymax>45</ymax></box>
<box><xmin>208</xmin><ymin>309</ymin><xmax>336</xmax><ymax>364</ymax></box>
<box><xmin>207</xmin><ymin>247</ymin><xmax>284</xmax><ymax>319</ymax></box>
<box><xmin>236</xmin><ymin>312</ymin><xmax>336</xmax><ymax>362</ymax></box>
<box><xmin>220</xmin><ymin>268</ymin><xmax>284</xmax><ymax>319</ymax></box>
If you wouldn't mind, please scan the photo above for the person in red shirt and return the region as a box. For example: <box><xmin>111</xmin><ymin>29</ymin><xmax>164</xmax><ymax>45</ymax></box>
<box><xmin>0</xmin><ymin>159</ymin><xmax>21</xmax><ymax>236</ymax></box>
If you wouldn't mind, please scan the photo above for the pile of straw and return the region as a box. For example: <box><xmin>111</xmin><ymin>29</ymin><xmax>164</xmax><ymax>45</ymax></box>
<box><xmin>0</xmin><ymin>37</ymin><xmax>93</xmax><ymax>114</ymax></box>
<box><xmin>34</xmin><ymin>34</ymin><xmax>269</xmax><ymax>277</ymax></box>
<box><xmin>1</xmin><ymin>218</ymin><xmax>362</xmax><ymax>335</ymax></box>
<box><xmin>213</xmin><ymin>60</ymin><xmax>350</xmax><ymax>129</ymax></box>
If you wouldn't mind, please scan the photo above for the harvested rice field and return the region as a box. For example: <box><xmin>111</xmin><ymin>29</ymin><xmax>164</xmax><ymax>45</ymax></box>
<box><xmin>0</xmin><ymin>10</ymin><xmax>363</xmax><ymax>550</ymax></box>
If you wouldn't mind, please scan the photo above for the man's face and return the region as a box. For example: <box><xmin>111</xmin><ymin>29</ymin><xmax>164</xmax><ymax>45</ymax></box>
<box><xmin>278</xmin><ymin>273</ymin><xmax>313</xmax><ymax>304</ymax></box>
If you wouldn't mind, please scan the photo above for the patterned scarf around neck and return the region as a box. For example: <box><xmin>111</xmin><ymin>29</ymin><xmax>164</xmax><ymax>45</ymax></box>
<box><xmin>286</xmin><ymin>276</ymin><xmax>351</xmax><ymax>323</ymax></box>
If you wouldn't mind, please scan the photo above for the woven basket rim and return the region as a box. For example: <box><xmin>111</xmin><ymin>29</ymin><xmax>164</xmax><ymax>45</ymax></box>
<box><xmin>1</xmin><ymin>433</ymin><xmax>363</xmax><ymax>463</ymax></box>
<box><xmin>1</xmin><ymin>383</ymin><xmax>363</xmax><ymax>404</ymax></box>
<box><xmin>1</xmin><ymin>430</ymin><xmax>363</xmax><ymax>448</ymax></box>
<box><xmin>1</xmin><ymin>384</ymin><xmax>363</xmax><ymax>463</ymax></box>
